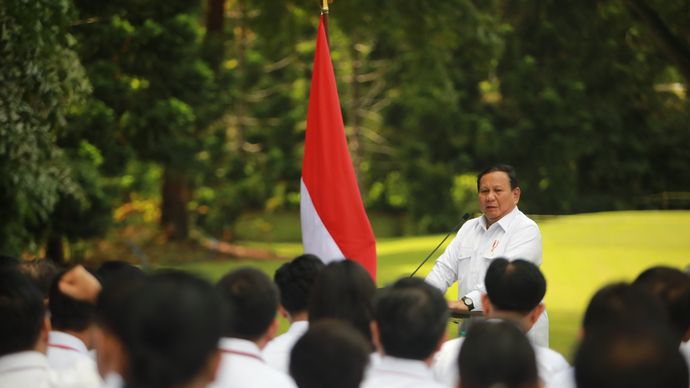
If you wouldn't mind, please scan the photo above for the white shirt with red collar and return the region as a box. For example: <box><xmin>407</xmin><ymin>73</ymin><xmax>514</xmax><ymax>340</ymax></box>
<box><xmin>211</xmin><ymin>337</ymin><xmax>297</xmax><ymax>388</ymax></box>
<box><xmin>362</xmin><ymin>355</ymin><xmax>447</xmax><ymax>388</ymax></box>
<box><xmin>47</xmin><ymin>331</ymin><xmax>93</xmax><ymax>371</ymax></box>
<box><xmin>0</xmin><ymin>351</ymin><xmax>101</xmax><ymax>388</ymax></box>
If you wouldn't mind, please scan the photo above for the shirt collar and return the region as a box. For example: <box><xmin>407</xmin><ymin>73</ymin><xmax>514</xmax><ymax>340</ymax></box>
<box><xmin>219</xmin><ymin>338</ymin><xmax>263</xmax><ymax>359</ymax></box>
<box><xmin>375</xmin><ymin>356</ymin><xmax>435</xmax><ymax>380</ymax></box>
<box><xmin>48</xmin><ymin>331</ymin><xmax>89</xmax><ymax>354</ymax></box>
<box><xmin>0</xmin><ymin>351</ymin><xmax>49</xmax><ymax>374</ymax></box>
<box><xmin>480</xmin><ymin>206</ymin><xmax>521</xmax><ymax>232</ymax></box>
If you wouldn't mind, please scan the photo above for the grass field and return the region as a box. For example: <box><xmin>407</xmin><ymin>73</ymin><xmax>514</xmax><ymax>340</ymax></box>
<box><xmin>167</xmin><ymin>210</ymin><xmax>690</xmax><ymax>360</ymax></box>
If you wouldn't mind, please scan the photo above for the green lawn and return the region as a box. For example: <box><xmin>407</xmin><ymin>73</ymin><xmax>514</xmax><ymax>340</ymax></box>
<box><xmin>168</xmin><ymin>210</ymin><xmax>690</xmax><ymax>361</ymax></box>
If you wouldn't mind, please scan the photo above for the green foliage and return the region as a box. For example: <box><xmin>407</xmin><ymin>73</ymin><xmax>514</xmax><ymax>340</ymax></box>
<box><xmin>0</xmin><ymin>0</ymin><xmax>92</xmax><ymax>255</ymax></box>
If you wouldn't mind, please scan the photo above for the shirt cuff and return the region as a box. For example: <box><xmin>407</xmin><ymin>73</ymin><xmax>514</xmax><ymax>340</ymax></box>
<box><xmin>464</xmin><ymin>290</ymin><xmax>483</xmax><ymax>311</ymax></box>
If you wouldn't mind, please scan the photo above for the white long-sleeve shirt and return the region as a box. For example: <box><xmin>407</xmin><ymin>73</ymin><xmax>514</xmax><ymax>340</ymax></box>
<box><xmin>425</xmin><ymin>207</ymin><xmax>548</xmax><ymax>346</ymax></box>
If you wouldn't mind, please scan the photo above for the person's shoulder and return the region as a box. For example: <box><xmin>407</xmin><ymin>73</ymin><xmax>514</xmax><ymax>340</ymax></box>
<box><xmin>535</xmin><ymin>345</ymin><xmax>568</xmax><ymax>365</ymax></box>
<box><xmin>258</xmin><ymin>364</ymin><xmax>297</xmax><ymax>387</ymax></box>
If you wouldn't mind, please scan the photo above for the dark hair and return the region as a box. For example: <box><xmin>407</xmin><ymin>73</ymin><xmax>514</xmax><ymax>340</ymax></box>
<box><xmin>574</xmin><ymin>322</ymin><xmax>688</xmax><ymax>388</ymax></box>
<box><xmin>477</xmin><ymin>164</ymin><xmax>518</xmax><ymax>191</ymax></box>
<box><xmin>274</xmin><ymin>254</ymin><xmax>324</xmax><ymax>315</ymax></box>
<box><xmin>374</xmin><ymin>277</ymin><xmax>448</xmax><ymax>360</ymax></box>
<box><xmin>96</xmin><ymin>260</ymin><xmax>143</xmax><ymax>290</ymax></box>
<box><xmin>633</xmin><ymin>266</ymin><xmax>690</xmax><ymax>342</ymax></box>
<box><xmin>0</xmin><ymin>255</ymin><xmax>20</xmax><ymax>269</ymax></box>
<box><xmin>217</xmin><ymin>267</ymin><xmax>279</xmax><ymax>340</ymax></box>
<box><xmin>17</xmin><ymin>259</ymin><xmax>60</xmax><ymax>299</ymax></box>
<box><xmin>0</xmin><ymin>269</ymin><xmax>46</xmax><ymax>356</ymax></box>
<box><xmin>582</xmin><ymin>282</ymin><xmax>668</xmax><ymax>335</ymax></box>
<box><xmin>49</xmin><ymin>270</ymin><xmax>95</xmax><ymax>332</ymax></box>
<box><xmin>485</xmin><ymin>258</ymin><xmax>546</xmax><ymax>313</ymax></box>
<box><xmin>459</xmin><ymin>320</ymin><xmax>539</xmax><ymax>388</ymax></box>
<box><xmin>290</xmin><ymin>319</ymin><xmax>370</xmax><ymax>388</ymax></box>
<box><xmin>308</xmin><ymin>260</ymin><xmax>376</xmax><ymax>346</ymax></box>
<box><xmin>124</xmin><ymin>271</ymin><xmax>225</xmax><ymax>388</ymax></box>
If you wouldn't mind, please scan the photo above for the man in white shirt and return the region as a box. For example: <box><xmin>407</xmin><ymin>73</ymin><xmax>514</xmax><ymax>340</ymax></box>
<box><xmin>362</xmin><ymin>277</ymin><xmax>448</xmax><ymax>388</ymax></box>
<box><xmin>46</xmin><ymin>270</ymin><xmax>98</xmax><ymax>371</ymax></box>
<box><xmin>425</xmin><ymin>164</ymin><xmax>547</xmax><ymax>346</ymax></box>
<box><xmin>263</xmin><ymin>254</ymin><xmax>324</xmax><ymax>373</ymax></box>
<box><xmin>213</xmin><ymin>267</ymin><xmax>297</xmax><ymax>388</ymax></box>
<box><xmin>433</xmin><ymin>259</ymin><xmax>568</xmax><ymax>386</ymax></box>
<box><xmin>0</xmin><ymin>268</ymin><xmax>101</xmax><ymax>388</ymax></box>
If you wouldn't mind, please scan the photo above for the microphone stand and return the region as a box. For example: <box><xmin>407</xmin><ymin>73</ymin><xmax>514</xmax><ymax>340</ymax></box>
<box><xmin>409</xmin><ymin>213</ymin><xmax>470</xmax><ymax>278</ymax></box>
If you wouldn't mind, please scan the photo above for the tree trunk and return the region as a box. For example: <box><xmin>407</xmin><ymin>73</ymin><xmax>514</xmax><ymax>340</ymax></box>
<box><xmin>161</xmin><ymin>168</ymin><xmax>191</xmax><ymax>241</ymax></box>
<box><xmin>204</xmin><ymin>0</ymin><xmax>226</xmax><ymax>69</ymax></box>
<box><xmin>45</xmin><ymin>232</ymin><xmax>65</xmax><ymax>265</ymax></box>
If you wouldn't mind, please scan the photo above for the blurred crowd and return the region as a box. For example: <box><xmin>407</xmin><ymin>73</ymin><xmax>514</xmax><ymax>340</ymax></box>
<box><xmin>1</xmin><ymin>254</ymin><xmax>688</xmax><ymax>388</ymax></box>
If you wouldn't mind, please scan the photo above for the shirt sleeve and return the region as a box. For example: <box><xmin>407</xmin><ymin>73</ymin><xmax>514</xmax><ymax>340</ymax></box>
<box><xmin>424</xmin><ymin>229</ymin><xmax>464</xmax><ymax>294</ymax></box>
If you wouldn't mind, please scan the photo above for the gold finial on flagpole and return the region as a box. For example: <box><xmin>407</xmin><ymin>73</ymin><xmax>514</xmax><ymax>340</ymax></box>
<box><xmin>321</xmin><ymin>0</ymin><xmax>330</xmax><ymax>14</ymax></box>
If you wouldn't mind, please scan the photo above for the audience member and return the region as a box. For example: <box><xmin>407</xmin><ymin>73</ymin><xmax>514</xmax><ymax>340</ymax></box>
<box><xmin>18</xmin><ymin>258</ymin><xmax>59</xmax><ymax>303</ymax></box>
<box><xmin>93</xmin><ymin>265</ymin><xmax>145</xmax><ymax>386</ymax></box>
<box><xmin>361</xmin><ymin>277</ymin><xmax>448</xmax><ymax>388</ymax></box>
<box><xmin>574</xmin><ymin>322</ymin><xmax>688</xmax><ymax>388</ymax></box>
<box><xmin>264</xmin><ymin>254</ymin><xmax>324</xmax><ymax>373</ymax></box>
<box><xmin>47</xmin><ymin>270</ymin><xmax>98</xmax><ymax>371</ymax></box>
<box><xmin>0</xmin><ymin>268</ymin><xmax>100</xmax><ymax>388</ymax></box>
<box><xmin>289</xmin><ymin>319</ymin><xmax>370</xmax><ymax>388</ymax></box>
<box><xmin>308</xmin><ymin>260</ymin><xmax>376</xmax><ymax>348</ymax></box>
<box><xmin>433</xmin><ymin>258</ymin><xmax>568</xmax><ymax>386</ymax></box>
<box><xmin>633</xmin><ymin>266</ymin><xmax>690</xmax><ymax>344</ymax></box>
<box><xmin>123</xmin><ymin>270</ymin><xmax>225</xmax><ymax>388</ymax></box>
<box><xmin>547</xmin><ymin>282</ymin><xmax>670</xmax><ymax>388</ymax></box>
<box><xmin>95</xmin><ymin>260</ymin><xmax>143</xmax><ymax>290</ymax></box>
<box><xmin>459</xmin><ymin>320</ymin><xmax>540</xmax><ymax>388</ymax></box>
<box><xmin>213</xmin><ymin>267</ymin><xmax>297</xmax><ymax>388</ymax></box>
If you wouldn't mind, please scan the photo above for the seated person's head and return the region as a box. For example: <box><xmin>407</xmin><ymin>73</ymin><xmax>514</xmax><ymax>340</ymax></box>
<box><xmin>217</xmin><ymin>267</ymin><xmax>279</xmax><ymax>344</ymax></box>
<box><xmin>483</xmin><ymin>258</ymin><xmax>546</xmax><ymax>330</ymax></box>
<box><xmin>372</xmin><ymin>277</ymin><xmax>448</xmax><ymax>361</ymax></box>
<box><xmin>0</xmin><ymin>268</ymin><xmax>49</xmax><ymax>356</ymax></box>
<box><xmin>274</xmin><ymin>254</ymin><xmax>324</xmax><ymax>320</ymax></box>
<box><xmin>290</xmin><ymin>319</ymin><xmax>370</xmax><ymax>388</ymax></box>
<box><xmin>18</xmin><ymin>258</ymin><xmax>59</xmax><ymax>302</ymax></box>
<box><xmin>49</xmin><ymin>270</ymin><xmax>96</xmax><ymax>344</ymax></box>
<box><xmin>308</xmin><ymin>260</ymin><xmax>376</xmax><ymax>347</ymax></box>
<box><xmin>94</xmin><ymin>269</ymin><xmax>146</xmax><ymax>378</ymax></box>
<box><xmin>575</xmin><ymin>321</ymin><xmax>688</xmax><ymax>388</ymax></box>
<box><xmin>633</xmin><ymin>266</ymin><xmax>690</xmax><ymax>343</ymax></box>
<box><xmin>95</xmin><ymin>260</ymin><xmax>143</xmax><ymax>290</ymax></box>
<box><xmin>458</xmin><ymin>320</ymin><xmax>539</xmax><ymax>388</ymax></box>
<box><xmin>582</xmin><ymin>282</ymin><xmax>667</xmax><ymax>337</ymax></box>
<box><xmin>124</xmin><ymin>271</ymin><xmax>225</xmax><ymax>388</ymax></box>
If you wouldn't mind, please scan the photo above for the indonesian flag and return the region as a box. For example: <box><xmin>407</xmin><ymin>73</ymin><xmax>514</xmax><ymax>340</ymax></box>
<box><xmin>300</xmin><ymin>15</ymin><xmax>377</xmax><ymax>280</ymax></box>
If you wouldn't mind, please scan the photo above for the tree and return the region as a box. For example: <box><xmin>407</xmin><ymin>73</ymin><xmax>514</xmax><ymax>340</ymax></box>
<box><xmin>0</xmin><ymin>0</ymin><xmax>92</xmax><ymax>256</ymax></box>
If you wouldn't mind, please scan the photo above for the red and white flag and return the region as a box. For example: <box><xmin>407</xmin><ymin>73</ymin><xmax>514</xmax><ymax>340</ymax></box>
<box><xmin>300</xmin><ymin>15</ymin><xmax>377</xmax><ymax>280</ymax></box>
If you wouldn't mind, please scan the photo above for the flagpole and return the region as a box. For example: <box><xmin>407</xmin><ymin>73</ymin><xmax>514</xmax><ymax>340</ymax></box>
<box><xmin>321</xmin><ymin>0</ymin><xmax>330</xmax><ymax>44</ymax></box>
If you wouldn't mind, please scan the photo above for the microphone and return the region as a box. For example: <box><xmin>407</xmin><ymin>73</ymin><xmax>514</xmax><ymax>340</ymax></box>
<box><xmin>409</xmin><ymin>213</ymin><xmax>470</xmax><ymax>278</ymax></box>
